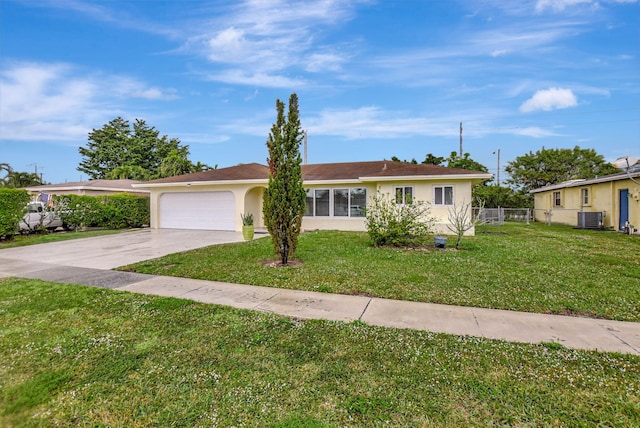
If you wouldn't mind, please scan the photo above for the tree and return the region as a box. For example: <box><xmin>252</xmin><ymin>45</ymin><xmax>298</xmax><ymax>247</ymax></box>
<box><xmin>446</xmin><ymin>151</ymin><xmax>489</xmax><ymax>172</ymax></box>
<box><xmin>505</xmin><ymin>146</ymin><xmax>619</xmax><ymax>193</ymax></box>
<box><xmin>447</xmin><ymin>200</ymin><xmax>485</xmax><ymax>249</ymax></box>
<box><xmin>422</xmin><ymin>153</ymin><xmax>445</xmax><ymax>166</ymax></box>
<box><xmin>262</xmin><ymin>93</ymin><xmax>306</xmax><ymax>265</ymax></box>
<box><xmin>473</xmin><ymin>184</ymin><xmax>532</xmax><ymax>208</ymax></box>
<box><xmin>78</xmin><ymin>117</ymin><xmax>195</xmax><ymax>180</ymax></box>
<box><xmin>4</xmin><ymin>171</ymin><xmax>44</xmax><ymax>188</ymax></box>
<box><xmin>390</xmin><ymin>153</ymin><xmax>444</xmax><ymax>165</ymax></box>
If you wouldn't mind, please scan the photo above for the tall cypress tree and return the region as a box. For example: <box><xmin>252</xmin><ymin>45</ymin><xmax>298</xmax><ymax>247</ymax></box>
<box><xmin>263</xmin><ymin>93</ymin><xmax>306</xmax><ymax>264</ymax></box>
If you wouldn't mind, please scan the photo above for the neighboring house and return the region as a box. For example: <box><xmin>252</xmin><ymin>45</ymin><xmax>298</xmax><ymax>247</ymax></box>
<box><xmin>134</xmin><ymin>160</ymin><xmax>492</xmax><ymax>234</ymax></box>
<box><xmin>26</xmin><ymin>179</ymin><xmax>150</xmax><ymax>197</ymax></box>
<box><xmin>530</xmin><ymin>171</ymin><xmax>640</xmax><ymax>232</ymax></box>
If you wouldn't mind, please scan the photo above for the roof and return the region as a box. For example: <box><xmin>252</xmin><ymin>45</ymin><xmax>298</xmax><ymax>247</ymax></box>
<box><xmin>137</xmin><ymin>160</ymin><xmax>492</xmax><ymax>187</ymax></box>
<box><xmin>530</xmin><ymin>171</ymin><xmax>640</xmax><ymax>193</ymax></box>
<box><xmin>26</xmin><ymin>179</ymin><xmax>149</xmax><ymax>193</ymax></box>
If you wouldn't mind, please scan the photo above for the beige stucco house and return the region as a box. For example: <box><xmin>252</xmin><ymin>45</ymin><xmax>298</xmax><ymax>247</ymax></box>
<box><xmin>134</xmin><ymin>160</ymin><xmax>491</xmax><ymax>235</ymax></box>
<box><xmin>530</xmin><ymin>171</ymin><xmax>640</xmax><ymax>232</ymax></box>
<box><xmin>26</xmin><ymin>179</ymin><xmax>150</xmax><ymax>196</ymax></box>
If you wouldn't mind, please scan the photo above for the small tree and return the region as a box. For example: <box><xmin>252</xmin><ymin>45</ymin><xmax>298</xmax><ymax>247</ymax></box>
<box><xmin>446</xmin><ymin>200</ymin><xmax>485</xmax><ymax>249</ymax></box>
<box><xmin>263</xmin><ymin>93</ymin><xmax>306</xmax><ymax>264</ymax></box>
<box><xmin>365</xmin><ymin>192</ymin><xmax>435</xmax><ymax>246</ymax></box>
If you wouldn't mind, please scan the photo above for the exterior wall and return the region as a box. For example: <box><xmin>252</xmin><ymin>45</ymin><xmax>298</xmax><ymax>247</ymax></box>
<box><xmin>532</xmin><ymin>178</ymin><xmax>640</xmax><ymax>230</ymax></box>
<box><xmin>148</xmin><ymin>177</ymin><xmax>479</xmax><ymax>235</ymax></box>
<box><xmin>148</xmin><ymin>183</ymin><xmax>266</xmax><ymax>231</ymax></box>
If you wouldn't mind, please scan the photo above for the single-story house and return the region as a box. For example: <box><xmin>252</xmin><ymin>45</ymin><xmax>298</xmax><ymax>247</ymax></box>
<box><xmin>134</xmin><ymin>160</ymin><xmax>492</xmax><ymax>235</ymax></box>
<box><xmin>530</xmin><ymin>171</ymin><xmax>640</xmax><ymax>231</ymax></box>
<box><xmin>26</xmin><ymin>179</ymin><xmax>150</xmax><ymax>197</ymax></box>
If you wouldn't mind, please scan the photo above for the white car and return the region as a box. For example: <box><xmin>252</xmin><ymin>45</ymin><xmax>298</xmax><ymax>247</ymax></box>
<box><xmin>19</xmin><ymin>202</ymin><xmax>64</xmax><ymax>232</ymax></box>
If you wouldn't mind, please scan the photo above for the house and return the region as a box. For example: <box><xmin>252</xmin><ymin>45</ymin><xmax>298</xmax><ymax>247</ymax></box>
<box><xmin>25</xmin><ymin>179</ymin><xmax>150</xmax><ymax>197</ymax></box>
<box><xmin>134</xmin><ymin>160</ymin><xmax>492</xmax><ymax>235</ymax></box>
<box><xmin>530</xmin><ymin>171</ymin><xmax>640</xmax><ymax>231</ymax></box>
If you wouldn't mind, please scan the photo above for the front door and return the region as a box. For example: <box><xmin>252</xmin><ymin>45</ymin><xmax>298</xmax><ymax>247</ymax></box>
<box><xmin>619</xmin><ymin>189</ymin><xmax>629</xmax><ymax>230</ymax></box>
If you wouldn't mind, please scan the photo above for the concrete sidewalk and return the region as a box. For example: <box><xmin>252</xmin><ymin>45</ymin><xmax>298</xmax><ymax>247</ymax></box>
<box><xmin>1</xmin><ymin>229</ymin><xmax>639</xmax><ymax>356</ymax></box>
<box><xmin>5</xmin><ymin>263</ymin><xmax>640</xmax><ymax>356</ymax></box>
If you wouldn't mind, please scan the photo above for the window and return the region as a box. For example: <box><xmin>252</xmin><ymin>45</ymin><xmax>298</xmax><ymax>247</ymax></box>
<box><xmin>553</xmin><ymin>191</ymin><xmax>562</xmax><ymax>207</ymax></box>
<box><xmin>315</xmin><ymin>189</ymin><xmax>330</xmax><ymax>216</ymax></box>
<box><xmin>395</xmin><ymin>186</ymin><xmax>413</xmax><ymax>204</ymax></box>
<box><xmin>581</xmin><ymin>188</ymin><xmax>590</xmax><ymax>206</ymax></box>
<box><xmin>333</xmin><ymin>189</ymin><xmax>349</xmax><ymax>217</ymax></box>
<box><xmin>304</xmin><ymin>188</ymin><xmax>367</xmax><ymax>217</ymax></box>
<box><xmin>434</xmin><ymin>185</ymin><xmax>454</xmax><ymax>205</ymax></box>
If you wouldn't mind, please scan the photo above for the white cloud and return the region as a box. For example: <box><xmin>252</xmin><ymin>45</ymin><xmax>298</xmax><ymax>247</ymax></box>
<box><xmin>519</xmin><ymin>87</ymin><xmax>578</xmax><ymax>112</ymax></box>
<box><xmin>0</xmin><ymin>61</ymin><xmax>178</xmax><ymax>142</ymax></box>
<box><xmin>535</xmin><ymin>0</ymin><xmax>638</xmax><ymax>12</ymax></box>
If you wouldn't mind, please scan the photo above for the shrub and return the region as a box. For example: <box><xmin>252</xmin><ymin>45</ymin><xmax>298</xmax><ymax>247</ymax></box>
<box><xmin>365</xmin><ymin>191</ymin><xmax>435</xmax><ymax>246</ymax></box>
<box><xmin>0</xmin><ymin>188</ymin><xmax>30</xmax><ymax>239</ymax></box>
<box><xmin>57</xmin><ymin>194</ymin><xmax>149</xmax><ymax>229</ymax></box>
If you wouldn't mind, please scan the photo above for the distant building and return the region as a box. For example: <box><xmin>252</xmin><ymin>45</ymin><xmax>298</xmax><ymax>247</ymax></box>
<box><xmin>530</xmin><ymin>171</ymin><xmax>640</xmax><ymax>232</ymax></box>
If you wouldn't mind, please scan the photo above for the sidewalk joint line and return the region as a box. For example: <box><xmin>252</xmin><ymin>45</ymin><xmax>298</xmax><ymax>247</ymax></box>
<box><xmin>358</xmin><ymin>298</ymin><xmax>372</xmax><ymax>321</ymax></box>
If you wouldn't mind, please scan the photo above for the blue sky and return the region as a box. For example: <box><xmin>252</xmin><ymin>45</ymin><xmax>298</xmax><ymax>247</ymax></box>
<box><xmin>1</xmin><ymin>0</ymin><xmax>639</xmax><ymax>184</ymax></box>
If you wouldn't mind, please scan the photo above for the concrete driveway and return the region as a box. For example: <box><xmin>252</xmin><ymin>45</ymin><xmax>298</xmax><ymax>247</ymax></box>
<box><xmin>0</xmin><ymin>229</ymin><xmax>246</xmax><ymax>276</ymax></box>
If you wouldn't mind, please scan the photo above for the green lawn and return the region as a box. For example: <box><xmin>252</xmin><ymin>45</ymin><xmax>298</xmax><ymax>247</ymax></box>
<box><xmin>1</xmin><ymin>278</ymin><xmax>638</xmax><ymax>427</ymax></box>
<box><xmin>121</xmin><ymin>222</ymin><xmax>640</xmax><ymax>322</ymax></box>
<box><xmin>0</xmin><ymin>229</ymin><xmax>127</xmax><ymax>249</ymax></box>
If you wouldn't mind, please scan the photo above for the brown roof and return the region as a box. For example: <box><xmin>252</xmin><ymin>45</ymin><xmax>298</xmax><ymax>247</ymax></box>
<box><xmin>302</xmin><ymin>160</ymin><xmax>486</xmax><ymax>180</ymax></box>
<box><xmin>142</xmin><ymin>160</ymin><xmax>491</xmax><ymax>185</ymax></box>
<box><xmin>147</xmin><ymin>163</ymin><xmax>270</xmax><ymax>183</ymax></box>
<box><xmin>26</xmin><ymin>179</ymin><xmax>148</xmax><ymax>192</ymax></box>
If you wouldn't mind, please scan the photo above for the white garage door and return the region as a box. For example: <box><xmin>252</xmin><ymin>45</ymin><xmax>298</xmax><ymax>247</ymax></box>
<box><xmin>159</xmin><ymin>192</ymin><xmax>235</xmax><ymax>230</ymax></box>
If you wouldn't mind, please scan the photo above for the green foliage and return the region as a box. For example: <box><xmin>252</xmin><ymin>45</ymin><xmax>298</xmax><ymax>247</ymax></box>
<box><xmin>0</xmin><ymin>188</ymin><xmax>30</xmax><ymax>239</ymax></box>
<box><xmin>1</xmin><ymin>170</ymin><xmax>44</xmax><ymax>188</ymax></box>
<box><xmin>263</xmin><ymin>93</ymin><xmax>306</xmax><ymax>264</ymax></box>
<box><xmin>57</xmin><ymin>194</ymin><xmax>149</xmax><ymax>229</ymax></box>
<box><xmin>78</xmin><ymin>117</ymin><xmax>197</xmax><ymax>180</ymax></box>
<box><xmin>505</xmin><ymin>146</ymin><xmax>619</xmax><ymax>193</ymax></box>
<box><xmin>390</xmin><ymin>153</ymin><xmax>445</xmax><ymax>166</ymax></box>
<box><xmin>105</xmin><ymin>165</ymin><xmax>151</xmax><ymax>181</ymax></box>
<box><xmin>473</xmin><ymin>184</ymin><xmax>533</xmax><ymax>208</ymax></box>
<box><xmin>447</xmin><ymin>151</ymin><xmax>489</xmax><ymax>172</ymax></box>
<box><xmin>365</xmin><ymin>191</ymin><xmax>436</xmax><ymax>246</ymax></box>
<box><xmin>241</xmin><ymin>212</ymin><xmax>254</xmax><ymax>226</ymax></box>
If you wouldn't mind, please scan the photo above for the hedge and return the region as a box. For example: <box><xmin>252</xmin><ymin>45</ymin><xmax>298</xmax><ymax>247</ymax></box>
<box><xmin>0</xmin><ymin>188</ymin><xmax>30</xmax><ymax>239</ymax></box>
<box><xmin>57</xmin><ymin>194</ymin><xmax>150</xmax><ymax>229</ymax></box>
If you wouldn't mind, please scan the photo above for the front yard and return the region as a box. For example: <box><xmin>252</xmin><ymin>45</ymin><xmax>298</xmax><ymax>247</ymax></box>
<box><xmin>122</xmin><ymin>222</ymin><xmax>640</xmax><ymax>322</ymax></box>
<box><xmin>1</xmin><ymin>278</ymin><xmax>638</xmax><ymax>427</ymax></box>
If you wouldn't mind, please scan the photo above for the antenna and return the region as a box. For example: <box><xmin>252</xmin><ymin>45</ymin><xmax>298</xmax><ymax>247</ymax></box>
<box><xmin>612</xmin><ymin>155</ymin><xmax>640</xmax><ymax>184</ymax></box>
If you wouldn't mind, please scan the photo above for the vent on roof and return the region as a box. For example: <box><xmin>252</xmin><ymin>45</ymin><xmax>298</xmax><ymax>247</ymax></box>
<box><xmin>577</xmin><ymin>211</ymin><xmax>605</xmax><ymax>229</ymax></box>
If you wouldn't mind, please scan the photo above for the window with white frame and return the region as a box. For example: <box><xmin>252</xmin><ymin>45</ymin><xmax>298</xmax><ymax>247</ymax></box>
<box><xmin>395</xmin><ymin>186</ymin><xmax>413</xmax><ymax>204</ymax></box>
<box><xmin>581</xmin><ymin>188</ymin><xmax>590</xmax><ymax>206</ymax></box>
<box><xmin>434</xmin><ymin>185</ymin><xmax>454</xmax><ymax>206</ymax></box>
<box><xmin>553</xmin><ymin>191</ymin><xmax>562</xmax><ymax>207</ymax></box>
<box><xmin>305</xmin><ymin>188</ymin><xmax>366</xmax><ymax>217</ymax></box>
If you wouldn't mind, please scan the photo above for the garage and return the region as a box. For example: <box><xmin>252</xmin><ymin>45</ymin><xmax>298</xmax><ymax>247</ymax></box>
<box><xmin>159</xmin><ymin>191</ymin><xmax>235</xmax><ymax>230</ymax></box>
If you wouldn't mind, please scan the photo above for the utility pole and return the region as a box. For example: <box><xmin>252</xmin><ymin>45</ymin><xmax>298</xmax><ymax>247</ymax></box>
<box><xmin>28</xmin><ymin>163</ymin><xmax>44</xmax><ymax>182</ymax></box>
<box><xmin>459</xmin><ymin>122</ymin><xmax>463</xmax><ymax>158</ymax></box>
<box><xmin>303</xmin><ymin>130</ymin><xmax>308</xmax><ymax>165</ymax></box>
<box><xmin>497</xmin><ymin>149</ymin><xmax>500</xmax><ymax>186</ymax></box>
<box><xmin>492</xmin><ymin>150</ymin><xmax>501</xmax><ymax>185</ymax></box>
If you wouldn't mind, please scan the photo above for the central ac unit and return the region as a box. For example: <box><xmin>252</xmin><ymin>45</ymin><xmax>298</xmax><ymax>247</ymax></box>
<box><xmin>577</xmin><ymin>211</ymin><xmax>604</xmax><ymax>229</ymax></box>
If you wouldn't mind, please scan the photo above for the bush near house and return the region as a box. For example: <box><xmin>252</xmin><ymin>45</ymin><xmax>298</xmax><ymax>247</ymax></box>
<box><xmin>57</xmin><ymin>194</ymin><xmax>149</xmax><ymax>229</ymax></box>
<box><xmin>0</xmin><ymin>188</ymin><xmax>30</xmax><ymax>239</ymax></box>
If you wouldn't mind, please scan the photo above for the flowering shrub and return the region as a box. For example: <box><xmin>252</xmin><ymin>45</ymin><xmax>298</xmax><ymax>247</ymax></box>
<box><xmin>365</xmin><ymin>191</ymin><xmax>435</xmax><ymax>246</ymax></box>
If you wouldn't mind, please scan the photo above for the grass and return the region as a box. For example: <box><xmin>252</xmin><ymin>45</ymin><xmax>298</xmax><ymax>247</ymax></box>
<box><xmin>121</xmin><ymin>222</ymin><xmax>640</xmax><ymax>322</ymax></box>
<box><xmin>0</xmin><ymin>229</ymin><xmax>128</xmax><ymax>249</ymax></box>
<box><xmin>1</xmin><ymin>278</ymin><xmax>638</xmax><ymax>427</ymax></box>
